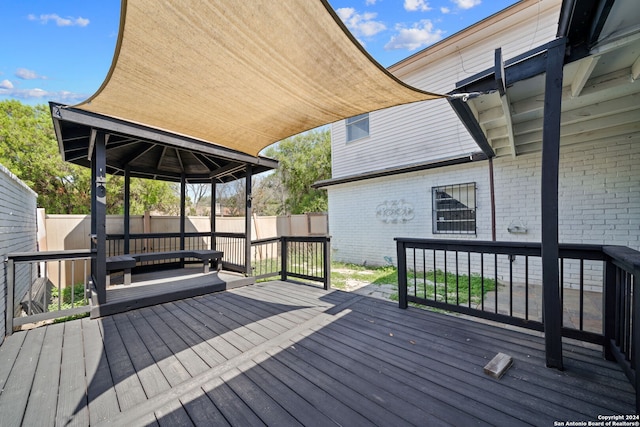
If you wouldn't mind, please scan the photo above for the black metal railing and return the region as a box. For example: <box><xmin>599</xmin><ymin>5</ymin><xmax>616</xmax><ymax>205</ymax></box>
<box><xmin>213</xmin><ymin>232</ymin><xmax>246</xmax><ymax>273</ymax></box>
<box><xmin>281</xmin><ymin>236</ymin><xmax>331</xmax><ymax>289</ymax></box>
<box><xmin>5</xmin><ymin>250</ymin><xmax>92</xmax><ymax>334</ymax></box>
<box><xmin>602</xmin><ymin>245</ymin><xmax>640</xmax><ymax>408</ymax></box>
<box><xmin>105</xmin><ymin>232</ymin><xmax>329</xmax><ymax>288</ymax></box>
<box><xmin>396</xmin><ymin>238</ymin><xmax>640</xmax><ymax>408</ymax></box>
<box><xmin>249</xmin><ymin>236</ymin><xmax>330</xmax><ymax>289</ymax></box>
<box><xmin>251</xmin><ymin>237</ymin><xmax>281</xmax><ymax>279</ymax></box>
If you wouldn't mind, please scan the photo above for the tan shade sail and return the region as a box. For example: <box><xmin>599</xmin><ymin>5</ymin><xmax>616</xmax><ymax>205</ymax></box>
<box><xmin>76</xmin><ymin>0</ymin><xmax>443</xmax><ymax>156</ymax></box>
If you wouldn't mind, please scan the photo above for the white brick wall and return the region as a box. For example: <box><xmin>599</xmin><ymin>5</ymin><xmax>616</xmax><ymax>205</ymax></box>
<box><xmin>328</xmin><ymin>139</ymin><xmax>640</xmax><ymax>290</ymax></box>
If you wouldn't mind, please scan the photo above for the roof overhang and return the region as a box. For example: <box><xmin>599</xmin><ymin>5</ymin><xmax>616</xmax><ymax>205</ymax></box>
<box><xmin>449</xmin><ymin>0</ymin><xmax>640</xmax><ymax>158</ymax></box>
<box><xmin>313</xmin><ymin>152</ymin><xmax>487</xmax><ymax>188</ymax></box>
<box><xmin>50</xmin><ymin>102</ymin><xmax>278</xmax><ymax>183</ymax></box>
<box><xmin>71</xmin><ymin>0</ymin><xmax>442</xmax><ymax>158</ymax></box>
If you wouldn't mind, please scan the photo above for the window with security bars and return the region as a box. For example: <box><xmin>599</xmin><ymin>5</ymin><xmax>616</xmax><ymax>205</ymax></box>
<box><xmin>345</xmin><ymin>113</ymin><xmax>369</xmax><ymax>142</ymax></box>
<box><xmin>432</xmin><ymin>182</ymin><xmax>476</xmax><ymax>234</ymax></box>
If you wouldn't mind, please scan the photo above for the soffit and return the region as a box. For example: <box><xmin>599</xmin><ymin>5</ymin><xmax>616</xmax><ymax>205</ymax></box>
<box><xmin>451</xmin><ymin>0</ymin><xmax>640</xmax><ymax>158</ymax></box>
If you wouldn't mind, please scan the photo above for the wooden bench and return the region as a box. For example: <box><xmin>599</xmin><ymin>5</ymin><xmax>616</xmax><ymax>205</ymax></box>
<box><xmin>106</xmin><ymin>250</ymin><xmax>223</xmax><ymax>286</ymax></box>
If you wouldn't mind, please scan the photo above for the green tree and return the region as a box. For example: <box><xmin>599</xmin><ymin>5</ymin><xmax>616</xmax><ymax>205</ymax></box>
<box><xmin>0</xmin><ymin>100</ymin><xmax>93</xmax><ymax>213</ymax></box>
<box><xmin>263</xmin><ymin>128</ymin><xmax>331</xmax><ymax>214</ymax></box>
<box><xmin>0</xmin><ymin>100</ymin><xmax>179</xmax><ymax>214</ymax></box>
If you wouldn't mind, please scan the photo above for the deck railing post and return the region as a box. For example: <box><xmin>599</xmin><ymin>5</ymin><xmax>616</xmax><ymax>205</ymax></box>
<box><xmin>633</xmin><ymin>274</ymin><xmax>640</xmax><ymax>413</ymax></box>
<box><xmin>603</xmin><ymin>255</ymin><xmax>617</xmax><ymax>361</ymax></box>
<box><xmin>323</xmin><ymin>237</ymin><xmax>331</xmax><ymax>290</ymax></box>
<box><xmin>396</xmin><ymin>239</ymin><xmax>408</xmax><ymax>309</ymax></box>
<box><xmin>5</xmin><ymin>257</ymin><xmax>14</xmax><ymax>336</ymax></box>
<box><xmin>281</xmin><ymin>236</ymin><xmax>288</xmax><ymax>282</ymax></box>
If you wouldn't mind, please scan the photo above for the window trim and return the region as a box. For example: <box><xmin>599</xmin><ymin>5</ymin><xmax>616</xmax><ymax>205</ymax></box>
<box><xmin>432</xmin><ymin>182</ymin><xmax>477</xmax><ymax>235</ymax></box>
<box><xmin>345</xmin><ymin>113</ymin><xmax>369</xmax><ymax>143</ymax></box>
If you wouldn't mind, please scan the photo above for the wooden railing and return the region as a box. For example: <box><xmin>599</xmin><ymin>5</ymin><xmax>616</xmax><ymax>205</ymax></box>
<box><xmin>5</xmin><ymin>250</ymin><xmax>92</xmax><ymax>334</ymax></box>
<box><xmin>251</xmin><ymin>236</ymin><xmax>331</xmax><ymax>289</ymax></box>
<box><xmin>395</xmin><ymin>238</ymin><xmax>640</xmax><ymax>410</ymax></box>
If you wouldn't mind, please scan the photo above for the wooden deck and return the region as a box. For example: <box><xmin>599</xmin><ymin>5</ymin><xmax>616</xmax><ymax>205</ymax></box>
<box><xmin>94</xmin><ymin>269</ymin><xmax>254</xmax><ymax>318</ymax></box>
<box><xmin>0</xmin><ymin>281</ymin><xmax>635</xmax><ymax>426</ymax></box>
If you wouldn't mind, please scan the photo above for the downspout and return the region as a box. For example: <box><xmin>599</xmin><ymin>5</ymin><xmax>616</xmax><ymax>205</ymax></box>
<box><xmin>488</xmin><ymin>157</ymin><xmax>496</xmax><ymax>241</ymax></box>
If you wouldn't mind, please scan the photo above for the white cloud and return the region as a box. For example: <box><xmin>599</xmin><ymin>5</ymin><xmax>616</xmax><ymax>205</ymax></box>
<box><xmin>336</xmin><ymin>7</ymin><xmax>386</xmax><ymax>38</ymax></box>
<box><xmin>384</xmin><ymin>20</ymin><xmax>444</xmax><ymax>51</ymax></box>
<box><xmin>404</xmin><ymin>0</ymin><xmax>432</xmax><ymax>12</ymax></box>
<box><xmin>15</xmin><ymin>68</ymin><xmax>47</xmax><ymax>80</ymax></box>
<box><xmin>0</xmin><ymin>80</ymin><xmax>14</xmax><ymax>89</ymax></box>
<box><xmin>440</xmin><ymin>7</ymin><xmax>451</xmax><ymax>13</ymax></box>
<box><xmin>0</xmin><ymin>86</ymin><xmax>87</xmax><ymax>103</ymax></box>
<box><xmin>451</xmin><ymin>0</ymin><xmax>481</xmax><ymax>9</ymax></box>
<box><xmin>365</xmin><ymin>0</ymin><xmax>377</xmax><ymax>4</ymax></box>
<box><xmin>28</xmin><ymin>13</ymin><xmax>90</xmax><ymax>27</ymax></box>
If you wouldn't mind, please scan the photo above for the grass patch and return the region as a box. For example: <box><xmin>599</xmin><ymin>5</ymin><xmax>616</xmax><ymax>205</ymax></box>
<box><xmin>331</xmin><ymin>262</ymin><xmax>397</xmax><ymax>290</ymax></box>
<box><xmin>390</xmin><ymin>269</ymin><xmax>496</xmax><ymax>306</ymax></box>
<box><xmin>49</xmin><ymin>283</ymin><xmax>90</xmax><ymax>311</ymax></box>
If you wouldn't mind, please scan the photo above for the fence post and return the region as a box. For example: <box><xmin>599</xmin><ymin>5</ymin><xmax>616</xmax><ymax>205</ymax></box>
<box><xmin>323</xmin><ymin>237</ymin><xmax>331</xmax><ymax>290</ymax></box>
<box><xmin>603</xmin><ymin>256</ymin><xmax>616</xmax><ymax>361</ymax></box>
<box><xmin>396</xmin><ymin>240</ymin><xmax>408</xmax><ymax>309</ymax></box>
<box><xmin>6</xmin><ymin>258</ymin><xmax>14</xmax><ymax>336</ymax></box>
<box><xmin>280</xmin><ymin>236</ymin><xmax>288</xmax><ymax>282</ymax></box>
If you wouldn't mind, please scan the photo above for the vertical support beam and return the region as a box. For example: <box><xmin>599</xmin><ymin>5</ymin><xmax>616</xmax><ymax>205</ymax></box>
<box><xmin>180</xmin><ymin>174</ymin><xmax>186</xmax><ymax>254</ymax></box>
<box><xmin>488</xmin><ymin>157</ymin><xmax>497</xmax><ymax>241</ymax></box>
<box><xmin>244</xmin><ymin>165</ymin><xmax>253</xmax><ymax>276</ymax></box>
<box><xmin>323</xmin><ymin>237</ymin><xmax>331</xmax><ymax>290</ymax></box>
<box><xmin>541</xmin><ymin>38</ymin><xmax>566</xmax><ymax>370</ymax></box>
<box><xmin>211</xmin><ymin>178</ymin><xmax>216</xmax><ymax>251</ymax></box>
<box><xmin>90</xmin><ymin>152</ymin><xmax>97</xmax><ymax>284</ymax></box>
<box><xmin>281</xmin><ymin>236</ymin><xmax>288</xmax><ymax>282</ymax></box>
<box><xmin>603</xmin><ymin>256</ymin><xmax>616</xmax><ymax>361</ymax></box>
<box><xmin>124</xmin><ymin>165</ymin><xmax>131</xmax><ymax>254</ymax></box>
<box><xmin>6</xmin><ymin>258</ymin><xmax>14</xmax><ymax>335</ymax></box>
<box><xmin>397</xmin><ymin>240</ymin><xmax>408</xmax><ymax>309</ymax></box>
<box><xmin>93</xmin><ymin>132</ymin><xmax>107</xmax><ymax>304</ymax></box>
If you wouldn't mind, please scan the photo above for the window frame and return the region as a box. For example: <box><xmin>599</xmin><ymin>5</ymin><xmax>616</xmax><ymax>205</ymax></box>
<box><xmin>345</xmin><ymin>113</ymin><xmax>369</xmax><ymax>143</ymax></box>
<box><xmin>432</xmin><ymin>182</ymin><xmax>477</xmax><ymax>235</ymax></box>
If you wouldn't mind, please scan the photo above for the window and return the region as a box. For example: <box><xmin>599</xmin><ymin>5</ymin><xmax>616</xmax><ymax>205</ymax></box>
<box><xmin>432</xmin><ymin>182</ymin><xmax>476</xmax><ymax>234</ymax></box>
<box><xmin>345</xmin><ymin>113</ymin><xmax>369</xmax><ymax>142</ymax></box>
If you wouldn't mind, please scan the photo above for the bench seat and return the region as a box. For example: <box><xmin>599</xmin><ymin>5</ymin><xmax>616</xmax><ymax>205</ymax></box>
<box><xmin>106</xmin><ymin>250</ymin><xmax>223</xmax><ymax>286</ymax></box>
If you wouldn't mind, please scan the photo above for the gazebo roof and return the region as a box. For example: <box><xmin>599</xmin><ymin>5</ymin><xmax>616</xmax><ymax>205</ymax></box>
<box><xmin>71</xmin><ymin>0</ymin><xmax>442</xmax><ymax>157</ymax></box>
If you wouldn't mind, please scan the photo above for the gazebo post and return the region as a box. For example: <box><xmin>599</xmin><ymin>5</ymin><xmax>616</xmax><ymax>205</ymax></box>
<box><xmin>244</xmin><ymin>164</ymin><xmax>253</xmax><ymax>276</ymax></box>
<box><xmin>124</xmin><ymin>165</ymin><xmax>131</xmax><ymax>254</ymax></box>
<box><xmin>211</xmin><ymin>178</ymin><xmax>216</xmax><ymax>251</ymax></box>
<box><xmin>180</xmin><ymin>174</ymin><xmax>186</xmax><ymax>267</ymax></box>
<box><xmin>91</xmin><ymin>131</ymin><xmax>108</xmax><ymax>304</ymax></box>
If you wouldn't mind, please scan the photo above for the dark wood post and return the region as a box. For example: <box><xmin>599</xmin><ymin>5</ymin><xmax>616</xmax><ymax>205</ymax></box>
<box><xmin>323</xmin><ymin>237</ymin><xmax>331</xmax><ymax>290</ymax></box>
<box><xmin>211</xmin><ymin>178</ymin><xmax>216</xmax><ymax>251</ymax></box>
<box><xmin>180</xmin><ymin>174</ymin><xmax>186</xmax><ymax>267</ymax></box>
<box><xmin>93</xmin><ymin>132</ymin><xmax>108</xmax><ymax>304</ymax></box>
<box><xmin>244</xmin><ymin>165</ymin><xmax>253</xmax><ymax>276</ymax></box>
<box><xmin>396</xmin><ymin>239</ymin><xmax>408</xmax><ymax>309</ymax></box>
<box><xmin>124</xmin><ymin>165</ymin><xmax>131</xmax><ymax>254</ymax></box>
<box><xmin>540</xmin><ymin>38</ymin><xmax>566</xmax><ymax>370</ymax></box>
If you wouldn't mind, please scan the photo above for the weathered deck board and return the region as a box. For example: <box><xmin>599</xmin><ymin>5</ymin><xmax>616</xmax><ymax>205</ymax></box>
<box><xmin>22</xmin><ymin>322</ymin><xmax>64</xmax><ymax>427</ymax></box>
<box><xmin>56</xmin><ymin>320</ymin><xmax>89</xmax><ymax>427</ymax></box>
<box><xmin>0</xmin><ymin>326</ymin><xmax>46</xmax><ymax>426</ymax></box>
<box><xmin>0</xmin><ymin>280</ymin><xmax>635</xmax><ymax>426</ymax></box>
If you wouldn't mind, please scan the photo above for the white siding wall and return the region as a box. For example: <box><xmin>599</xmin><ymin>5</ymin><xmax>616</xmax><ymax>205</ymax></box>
<box><xmin>331</xmin><ymin>0</ymin><xmax>561</xmax><ymax>178</ymax></box>
<box><xmin>328</xmin><ymin>140</ymin><xmax>640</xmax><ymax>289</ymax></box>
<box><xmin>0</xmin><ymin>164</ymin><xmax>38</xmax><ymax>340</ymax></box>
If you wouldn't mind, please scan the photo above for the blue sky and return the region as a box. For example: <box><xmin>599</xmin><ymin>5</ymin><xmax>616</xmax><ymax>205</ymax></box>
<box><xmin>1</xmin><ymin>0</ymin><xmax>517</xmax><ymax>105</ymax></box>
